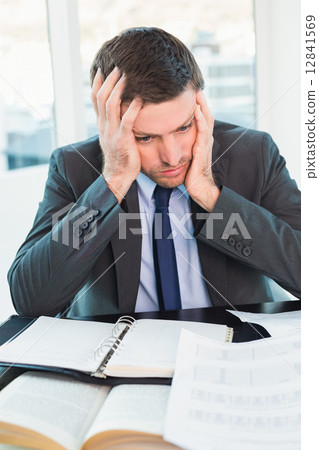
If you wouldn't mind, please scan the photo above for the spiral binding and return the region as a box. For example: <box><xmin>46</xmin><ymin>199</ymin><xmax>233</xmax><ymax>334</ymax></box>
<box><xmin>92</xmin><ymin>316</ymin><xmax>136</xmax><ymax>378</ymax></box>
<box><xmin>112</xmin><ymin>316</ymin><xmax>136</xmax><ymax>336</ymax></box>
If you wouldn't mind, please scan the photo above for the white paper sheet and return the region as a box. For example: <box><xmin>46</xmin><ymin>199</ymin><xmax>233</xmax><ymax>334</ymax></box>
<box><xmin>164</xmin><ymin>330</ymin><xmax>300</xmax><ymax>450</ymax></box>
<box><xmin>106</xmin><ymin>319</ymin><xmax>229</xmax><ymax>377</ymax></box>
<box><xmin>0</xmin><ymin>316</ymin><xmax>114</xmax><ymax>372</ymax></box>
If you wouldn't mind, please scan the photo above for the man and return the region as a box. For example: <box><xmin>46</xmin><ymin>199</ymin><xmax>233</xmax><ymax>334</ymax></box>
<box><xmin>8</xmin><ymin>27</ymin><xmax>300</xmax><ymax>318</ymax></box>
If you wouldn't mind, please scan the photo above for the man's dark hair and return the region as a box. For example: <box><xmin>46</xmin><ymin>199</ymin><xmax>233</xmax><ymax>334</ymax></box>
<box><xmin>90</xmin><ymin>27</ymin><xmax>204</xmax><ymax>104</ymax></box>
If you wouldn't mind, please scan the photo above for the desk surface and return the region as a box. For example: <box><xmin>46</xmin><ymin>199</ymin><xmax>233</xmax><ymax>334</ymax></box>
<box><xmin>77</xmin><ymin>299</ymin><xmax>301</xmax><ymax>323</ymax></box>
<box><xmin>0</xmin><ymin>300</ymin><xmax>300</xmax><ymax>391</ymax></box>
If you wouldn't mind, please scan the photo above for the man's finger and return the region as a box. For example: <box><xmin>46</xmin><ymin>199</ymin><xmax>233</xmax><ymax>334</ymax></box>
<box><xmin>196</xmin><ymin>90</ymin><xmax>214</xmax><ymax>130</ymax></box>
<box><xmin>91</xmin><ymin>68</ymin><xmax>103</xmax><ymax>118</ymax></box>
<box><xmin>194</xmin><ymin>105</ymin><xmax>213</xmax><ymax>150</ymax></box>
<box><xmin>120</xmin><ymin>98</ymin><xmax>143</xmax><ymax>134</ymax></box>
<box><xmin>105</xmin><ymin>74</ymin><xmax>127</xmax><ymax>133</ymax></box>
<box><xmin>195</xmin><ymin>104</ymin><xmax>209</xmax><ymax>130</ymax></box>
<box><xmin>96</xmin><ymin>67</ymin><xmax>121</xmax><ymax>129</ymax></box>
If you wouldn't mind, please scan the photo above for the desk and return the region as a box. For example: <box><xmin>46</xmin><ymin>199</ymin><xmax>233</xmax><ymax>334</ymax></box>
<box><xmin>0</xmin><ymin>300</ymin><xmax>300</xmax><ymax>391</ymax></box>
<box><xmin>78</xmin><ymin>299</ymin><xmax>301</xmax><ymax>323</ymax></box>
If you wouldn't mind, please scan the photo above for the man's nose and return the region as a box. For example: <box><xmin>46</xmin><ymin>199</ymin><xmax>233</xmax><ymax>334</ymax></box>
<box><xmin>159</xmin><ymin>136</ymin><xmax>183</xmax><ymax>167</ymax></box>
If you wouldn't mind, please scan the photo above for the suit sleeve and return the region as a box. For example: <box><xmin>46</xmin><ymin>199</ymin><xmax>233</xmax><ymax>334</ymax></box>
<box><xmin>194</xmin><ymin>133</ymin><xmax>301</xmax><ymax>298</ymax></box>
<box><xmin>7</xmin><ymin>148</ymin><xmax>123</xmax><ymax>317</ymax></box>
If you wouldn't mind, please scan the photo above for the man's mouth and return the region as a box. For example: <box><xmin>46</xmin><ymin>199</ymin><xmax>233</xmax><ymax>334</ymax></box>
<box><xmin>160</xmin><ymin>162</ymin><xmax>189</xmax><ymax>177</ymax></box>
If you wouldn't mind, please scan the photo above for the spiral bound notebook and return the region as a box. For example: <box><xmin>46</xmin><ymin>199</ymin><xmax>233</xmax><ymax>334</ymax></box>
<box><xmin>0</xmin><ymin>316</ymin><xmax>233</xmax><ymax>383</ymax></box>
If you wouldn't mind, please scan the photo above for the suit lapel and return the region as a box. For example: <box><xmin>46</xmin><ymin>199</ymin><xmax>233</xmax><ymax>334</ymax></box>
<box><xmin>110</xmin><ymin>182</ymin><xmax>142</xmax><ymax>313</ymax></box>
<box><xmin>211</xmin><ymin>137</ymin><xmax>229</xmax><ymax>187</ymax></box>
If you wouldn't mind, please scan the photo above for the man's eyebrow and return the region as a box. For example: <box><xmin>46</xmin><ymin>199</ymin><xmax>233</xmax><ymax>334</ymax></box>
<box><xmin>133</xmin><ymin>109</ymin><xmax>196</xmax><ymax>137</ymax></box>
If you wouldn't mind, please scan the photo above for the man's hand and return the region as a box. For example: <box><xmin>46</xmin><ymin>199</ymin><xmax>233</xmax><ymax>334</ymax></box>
<box><xmin>184</xmin><ymin>90</ymin><xmax>220</xmax><ymax>212</ymax></box>
<box><xmin>91</xmin><ymin>67</ymin><xmax>143</xmax><ymax>203</ymax></box>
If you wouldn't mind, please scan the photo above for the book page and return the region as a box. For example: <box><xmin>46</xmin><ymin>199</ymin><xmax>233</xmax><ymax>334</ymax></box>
<box><xmin>83</xmin><ymin>384</ymin><xmax>171</xmax><ymax>446</ymax></box>
<box><xmin>0</xmin><ymin>372</ymin><xmax>110</xmax><ymax>450</ymax></box>
<box><xmin>0</xmin><ymin>316</ymin><xmax>115</xmax><ymax>373</ymax></box>
<box><xmin>164</xmin><ymin>330</ymin><xmax>301</xmax><ymax>450</ymax></box>
<box><xmin>105</xmin><ymin>319</ymin><xmax>228</xmax><ymax>377</ymax></box>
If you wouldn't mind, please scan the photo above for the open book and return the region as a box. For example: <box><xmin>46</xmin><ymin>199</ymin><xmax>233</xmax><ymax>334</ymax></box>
<box><xmin>0</xmin><ymin>316</ymin><xmax>233</xmax><ymax>382</ymax></box>
<box><xmin>0</xmin><ymin>371</ymin><xmax>179</xmax><ymax>449</ymax></box>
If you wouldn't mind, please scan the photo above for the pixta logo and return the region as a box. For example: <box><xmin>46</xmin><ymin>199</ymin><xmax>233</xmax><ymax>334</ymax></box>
<box><xmin>118</xmin><ymin>212</ymin><xmax>251</xmax><ymax>240</ymax></box>
<box><xmin>52</xmin><ymin>203</ymin><xmax>98</xmax><ymax>250</ymax></box>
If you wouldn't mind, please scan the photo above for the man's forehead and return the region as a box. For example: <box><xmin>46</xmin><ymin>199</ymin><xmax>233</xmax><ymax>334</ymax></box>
<box><xmin>127</xmin><ymin>88</ymin><xmax>197</xmax><ymax>136</ymax></box>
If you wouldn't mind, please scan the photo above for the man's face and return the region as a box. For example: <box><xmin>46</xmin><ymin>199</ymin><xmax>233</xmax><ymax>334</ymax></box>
<box><xmin>122</xmin><ymin>87</ymin><xmax>198</xmax><ymax>188</ymax></box>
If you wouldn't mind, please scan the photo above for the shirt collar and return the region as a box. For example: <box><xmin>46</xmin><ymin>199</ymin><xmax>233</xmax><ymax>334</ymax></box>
<box><xmin>136</xmin><ymin>172</ymin><xmax>189</xmax><ymax>206</ymax></box>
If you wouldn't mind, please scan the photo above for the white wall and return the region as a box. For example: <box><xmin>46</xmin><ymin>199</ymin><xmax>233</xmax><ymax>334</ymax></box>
<box><xmin>0</xmin><ymin>165</ymin><xmax>48</xmax><ymax>322</ymax></box>
<box><xmin>255</xmin><ymin>0</ymin><xmax>301</xmax><ymax>187</ymax></box>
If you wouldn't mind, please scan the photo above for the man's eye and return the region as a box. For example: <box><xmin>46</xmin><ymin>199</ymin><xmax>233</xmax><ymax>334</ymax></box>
<box><xmin>136</xmin><ymin>136</ymin><xmax>151</xmax><ymax>143</ymax></box>
<box><xmin>179</xmin><ymin>123</ymin><xmax>192</xmax><ymax>132</ymax></box>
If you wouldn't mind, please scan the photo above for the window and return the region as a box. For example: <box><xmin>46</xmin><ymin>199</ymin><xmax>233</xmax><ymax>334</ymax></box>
<box><xmin>78</xmin><ymin>0</ymin><xmax>256</xmax><ymax>136</ymax></box>
<box><xmin>0</xmin><ymin>1</ymin><xmax>256</xmax><ymax>171</ymax></box>
<box><xmin>0</xmin><ymin>0</ymin><xmax>55</xmax><ymax>172</ymax></box>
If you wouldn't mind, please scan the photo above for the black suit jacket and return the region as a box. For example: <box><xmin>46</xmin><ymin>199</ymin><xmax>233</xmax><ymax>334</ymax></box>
<box><xmin>8</xmin><ymin>121</ymin><xmax>301</xmax><ymax>317</ymax></box>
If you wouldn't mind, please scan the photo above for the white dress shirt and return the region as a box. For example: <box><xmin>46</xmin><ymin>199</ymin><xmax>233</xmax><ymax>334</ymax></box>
<box><xmin>134</xmin><ymin>172</ymin><xmax>212</xmax><ymax>312</ymax></box>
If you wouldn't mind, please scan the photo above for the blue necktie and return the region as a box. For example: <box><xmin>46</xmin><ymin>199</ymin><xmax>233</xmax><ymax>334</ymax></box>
<box><xmin>153</xmin><ymin>186</ymin><xmax>182</xmax><ymax>310</ymax></box>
